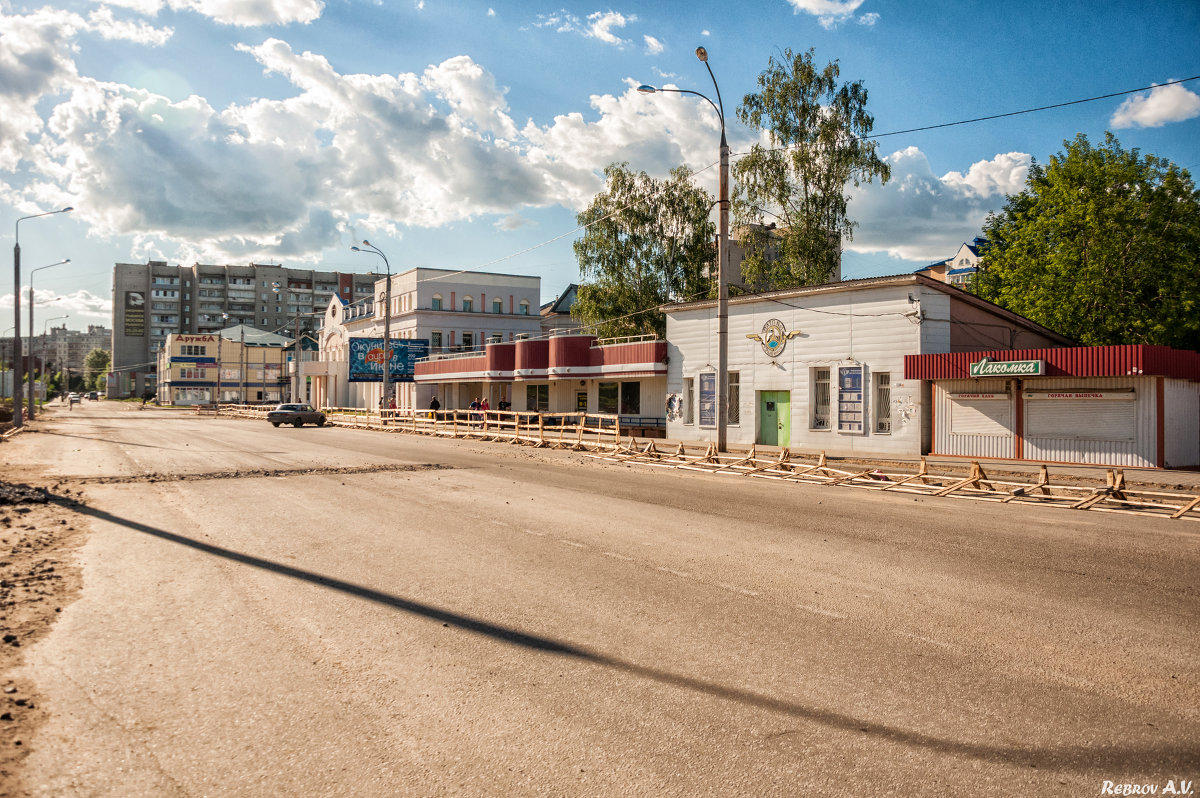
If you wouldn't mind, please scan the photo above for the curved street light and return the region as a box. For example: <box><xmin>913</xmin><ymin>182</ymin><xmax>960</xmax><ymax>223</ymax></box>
<box><xmin>13</xmin><ymin>206</ymin><xmax>73</xmax><ymax>426</ymax></box>
<box><xmin>26</xmin><ymin>258</ymin><xmax>70</xmax><ymax>419</ymax></box>
<box><xmin>638</xmin><ymin>47</ymin><xmax>730</xmax><ymax>452</ymax></box>
<box><xmin>351</xmin><ymin>241</ymin><xmax>393</xmax><ymax>411</ymax></box>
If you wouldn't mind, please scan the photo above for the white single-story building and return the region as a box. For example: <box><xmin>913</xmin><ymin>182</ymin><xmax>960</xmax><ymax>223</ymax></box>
<box><xmin>662</xmin><ymin>273</ymin><xmax>1071</xmax><ymax>458</ymax></box>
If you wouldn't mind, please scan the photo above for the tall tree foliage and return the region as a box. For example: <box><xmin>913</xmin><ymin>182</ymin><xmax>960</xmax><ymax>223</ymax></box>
<box><xmin>976</xmin><ymin>133</ymin><xmax>1200</xmax><ymax>349</ymax></box>
<box><xmin>732</xmin><ymin>48</ymin><xmax>890</xmax><ymax>290</ymax></box>
<box><xmin>572</xmin><ymin>163</ymin><xmax>715</xmax><ymax>338</ymax></box>
<box><xmin>83</xmin><ymin>348</ymin><xmax>111</xmax><ymax>392</ymax></box>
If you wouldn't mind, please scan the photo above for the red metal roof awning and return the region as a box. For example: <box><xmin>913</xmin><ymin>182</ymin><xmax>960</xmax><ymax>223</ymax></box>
<box><xmin>905</xmin><ymin>345</ymin><xmax>1200</xmax><ymax>381</ymax></box>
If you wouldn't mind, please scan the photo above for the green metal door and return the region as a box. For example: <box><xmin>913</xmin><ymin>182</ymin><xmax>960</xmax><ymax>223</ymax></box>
<box><xmin>758</xmin><ymin>391</ymin><xmax>790</xmax><ymax>446</ymax></box>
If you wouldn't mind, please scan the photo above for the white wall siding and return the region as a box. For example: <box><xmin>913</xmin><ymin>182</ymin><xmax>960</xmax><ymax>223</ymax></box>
<box><xmin>933</xmin><ymin>379</ymin><xmax>1016</xmax><ymax>459</ymax></box>
<box><xmin>1163</xmin><ymin>378</ymin><xmax>1199</xmax><ymax>468</ymax></box>
<box><xmin>667</xmin><ymin>285</ymin><xmax>926</xmax><ymax>457</ymax></box>
<box><xmin>1022</xmin><ymin>376</ymin><xmax>1155</xmax><ymax>467</ymax></box>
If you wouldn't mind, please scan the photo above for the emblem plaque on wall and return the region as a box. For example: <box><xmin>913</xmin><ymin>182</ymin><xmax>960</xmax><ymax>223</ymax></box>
<box><xmin>746</xmin><ymin>318</ymin><xmax>800</xmax><ymax>358</ymax></box>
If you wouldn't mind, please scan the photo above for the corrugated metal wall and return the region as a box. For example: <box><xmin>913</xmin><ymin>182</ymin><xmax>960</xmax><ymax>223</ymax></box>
<box><xmin>1164</xmin><ymin>378</ymin><xmax>1200</xmax><ymax>469</ymax></box>
<box><xmin>1021</xmin><ymin>377</ymin><xmax>1154</xmax><ymax>467</ymax></box>
<box><xmin>933</xmin><ymin>379</ymin><xmax>1016</xmax><ymax>459</ymax></box>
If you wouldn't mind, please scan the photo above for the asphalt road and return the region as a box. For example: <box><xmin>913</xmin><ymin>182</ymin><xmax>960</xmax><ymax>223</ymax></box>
<box><xmin>6</xmin><ymin>402</ymin><xmax>1199</xmax><ymax>796</ymax></box>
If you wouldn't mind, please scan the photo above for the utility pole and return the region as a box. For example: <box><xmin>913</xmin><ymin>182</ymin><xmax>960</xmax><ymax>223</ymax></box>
<box><xmin>239</xmin><ymin>326</ymin><xmax>245</xmax><ymax>404</ymax></box>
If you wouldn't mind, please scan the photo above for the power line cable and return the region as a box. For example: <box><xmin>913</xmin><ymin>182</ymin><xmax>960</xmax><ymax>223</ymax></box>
<box><xmin>744</xmin><ymin>75</ymin><xmax>1200</xmax><ymax>156</ymax></box>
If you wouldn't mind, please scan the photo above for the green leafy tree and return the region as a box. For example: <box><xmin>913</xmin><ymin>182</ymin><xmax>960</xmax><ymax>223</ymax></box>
<box><xmin>572</xmin><ymin>163</ymin><xmax>716</xmax><ymax>338</ymax></box>
<box><xmin>732</xmin><ymin>48</ymin><xmax>890</xmax><ymax>290</ymax></box>
<box><xmin>976</xmin><ymin>132</ymin><xmax>1200</xmax><ymax>349</ymax></box>
<box><xmin>83</xmin><ymin>348</ymin><xmax>111</xmax><ymax>392</ymax></box>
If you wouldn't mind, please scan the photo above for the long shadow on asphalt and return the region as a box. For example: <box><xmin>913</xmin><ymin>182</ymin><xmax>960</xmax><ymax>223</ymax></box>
<box><xmin>66</xmin><ymin>498</ymin><xmax>1200</xmax><ymax>774</ymax></box>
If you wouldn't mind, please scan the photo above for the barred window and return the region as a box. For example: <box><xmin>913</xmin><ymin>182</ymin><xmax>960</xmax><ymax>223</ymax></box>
<box><xmin>874</xmin><ymin>372</ymin><xmax>892</xmax><ymax>434</ymax></box>
<box><xmin>811</xmin><ymin>368</ymin><xmax>831</xmax><ymax>429</ymax></box>
<box><xmin>727</xmin><ymin>371</ymin><xmax>740</xmax><ymax>425</ymax></box>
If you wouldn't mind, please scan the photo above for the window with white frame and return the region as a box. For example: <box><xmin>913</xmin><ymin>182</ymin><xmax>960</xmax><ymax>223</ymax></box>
<box><xmin>461</xmin><ymin>331</ymin><xmax>474</xmax><ymax>350</ymax></box>
<box><xmin>431</xmin><ymin>295</ymin><xmax>443</xmax><ymax>311</ymax></box>
<box><xmin>462</xmin><ymin>296</ymin><xmax>474</xmax><ymax>313</ymax></box>
<box><xmin>492</xmin><ymin>298</ymin><xmax>503</xmax><ymax>314</ymax></box>
<box><xmin>519</xmin><ymin>300</ymin><xmax>530</xmax><ymax>315</ymax></box>
<box><xmin>526</xmin><ymin>384</ymin><xmax>549</xmax><ymax>411</ymax></box>
<box><xmin>874</xmin><ymin>372</ymin><xmax>892</xmax><ymax>434</ymax></box>
<box><xmin>180</xmin><ymin>344</ymin><xmax>207</xmax><ymax>357</ymax></box>
<box><xmin>811</xmin><ymin>368</ymin><xmax>831</xmax><ymax>429</ymax></box>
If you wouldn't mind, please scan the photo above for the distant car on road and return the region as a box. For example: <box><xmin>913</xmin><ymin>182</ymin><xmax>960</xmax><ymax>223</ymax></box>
<box><xmin>267</xmin><ymin>403</ymin><xmax>326</xmax><ymax>428</ymax></box>
<box><xmin>87</xmin><ymin>391</ymin><xmax>98</xmax><ymax>400</ymax></box>
<box><xmin>68</xmin><ymin>393</ymin><xmax>81</xmax><ymax>404</ymax></box>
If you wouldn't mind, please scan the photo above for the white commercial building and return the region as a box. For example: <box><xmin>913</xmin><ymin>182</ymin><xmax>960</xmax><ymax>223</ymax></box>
<box><xmin>309</xmin><ymin>268</ymin><xmax>543</xmax><ymax>410</ymax></box>
<box><xmin>662</xmin><ymin>273</ymin><xmax>1069</xmax><ymax>458</ymax></box>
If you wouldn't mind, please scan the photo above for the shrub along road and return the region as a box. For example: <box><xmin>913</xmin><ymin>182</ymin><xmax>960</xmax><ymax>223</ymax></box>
<box><xmin>1</xmin><ymin>402</ymin><xmax>1197</xmax><ymax>796</ymax></box>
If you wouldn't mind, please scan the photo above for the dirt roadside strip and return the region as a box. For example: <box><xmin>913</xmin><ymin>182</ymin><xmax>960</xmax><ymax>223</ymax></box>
<box><xmin>0</xmin><ymin>478</ymin><xmax>88</xmax><ymax>796</ymax></box>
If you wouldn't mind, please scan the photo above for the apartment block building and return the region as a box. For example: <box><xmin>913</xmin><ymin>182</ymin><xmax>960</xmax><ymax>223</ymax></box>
<box><xmin>48</xmin><ymin>324</ymin><xmax>111</xmax><ymax>374</ymax></box>
<box><xmin>111</xmin><ymin>261</ymin><xmax>380</xmax><ymax>397</ymax></box>
<box><xmin>0</xmin><ymin>324</ymin><xmax>110</xmax><ymax>385</ymax></box>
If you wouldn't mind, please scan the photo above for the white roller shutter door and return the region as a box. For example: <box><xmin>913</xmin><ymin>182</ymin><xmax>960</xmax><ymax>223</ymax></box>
<box><xmin>950</xmin><ymin>395</ymin><xmax>1011</xmax><ymax>436</ymax></box>
<box><xmin>1024</xmin><ymin>391</ymin><xmax>1136</xmax><ymax>442</ymax></box>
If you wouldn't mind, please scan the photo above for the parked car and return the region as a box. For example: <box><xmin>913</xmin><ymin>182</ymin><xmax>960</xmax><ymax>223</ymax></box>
<box><xmin>266</xmin><ymin>403</ymin><xmax>326</xmax><ymax>428</ymax></box>
<box><xmin>68</xmin><ymin>393</ymin><xmax>81</xmax><ymax>404</ymax></box>
<box><xmin>87</xmin><ymin>391</ymin><xmax>98</xmax><ymax>400</ymax></box>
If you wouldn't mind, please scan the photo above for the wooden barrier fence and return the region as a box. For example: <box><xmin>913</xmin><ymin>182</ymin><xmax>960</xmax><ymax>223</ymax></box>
<box><xmin>207</xmin><ymin>405</ymin><xmax>1200</xmax><ymax>522</ymax></box>
<box><xmin>586</xmin><ymin>441</ymin><xmax>1200</xmax><ymax>522</ymax></box>
<box><xmin>219</xmin><ymin>404</ymin><xmax>623</xmax><ymax>451</ymax></box>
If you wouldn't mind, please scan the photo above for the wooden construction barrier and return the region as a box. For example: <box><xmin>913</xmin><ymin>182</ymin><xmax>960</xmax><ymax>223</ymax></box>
<box><xmin>585</xmin><ymin>442</ymin><xmax>1200</xmax><ymax>523</ymax></box>
<box><xmin>204</xmin><ymin>404</ymin><xmax>1200</xmax><ymax>522</ymax></box>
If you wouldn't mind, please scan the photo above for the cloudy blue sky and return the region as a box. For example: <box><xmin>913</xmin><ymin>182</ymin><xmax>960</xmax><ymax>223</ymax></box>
<box><xmin>2</xmin><ymin>0</ymin><xmax>1198</xmax><ymax>332</ymax></box>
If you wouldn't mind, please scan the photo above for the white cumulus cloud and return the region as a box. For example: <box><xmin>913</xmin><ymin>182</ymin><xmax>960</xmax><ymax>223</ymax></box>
<box><xmin>87</xmin><ymin>7</ymin><xmax>174</xmax><ymax>44</ymax></box>
<box><xmin>89</xmin><ymin>0</ymin><xmax>325</xmax><ymax>26</ymax></box>
<box><xmin>531</xmin><ymin>9</ymin><xmax>635</xmax><ymax>46</ymax></box>
<box><xmin>644</xmin><ymin>34</ymin><xmax>664</xmax><ymax>55</ymax></box>
<box><xmin>786</xmin><ymin>0</ymin><xmax>867</xmax><ymax>29</ymax></box>
<box><xmin>846</xmin><ymin>147</ymin><xmax>1030</xmax><ymax>261</ymax></box>
<box><xmin>1110</xmin><ymin>81</ymin><xmax>1200</xmax><ymax>129</ymax></box>
<box><xmin>587</xmin><ymin>10</ymin><xmax>633</xmax><ymax>45</ymax></box>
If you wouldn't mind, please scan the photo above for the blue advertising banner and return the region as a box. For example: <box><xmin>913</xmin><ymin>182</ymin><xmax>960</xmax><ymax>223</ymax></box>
<box><xmin>837</xmin><ymin>365</ymin><xmax>864</xmax><ymax>433</ymax></box>
<box><xmin>348</xmin><ymin>338</ymin><xmax>430</xmax><ymax>382</ymax></box>
<box><xmin>698</xmin><ymin>372</ymin><xmax>716</xmax><ymax>427</ymax></box>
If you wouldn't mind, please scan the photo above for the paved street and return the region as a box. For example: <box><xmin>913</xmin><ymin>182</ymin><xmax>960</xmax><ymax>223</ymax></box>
<box><xmin>3</xmin><ymin>402</ymin><xmax>1198</xmax><ymax>796</ymax></box>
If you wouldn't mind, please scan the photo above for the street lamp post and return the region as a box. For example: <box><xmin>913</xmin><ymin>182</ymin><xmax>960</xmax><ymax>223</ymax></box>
<box><xmin>214</xmin><ymin>312</ymin><xmax>230</xmax><ymax>407</ymax></box>
<box><xmin>273</xmin><ymin>282</ymin><xmax>305</xmax><ymax>402</ymax></box>
<box><xmin>41</xmin><ymin>314</ymin><xmax>68</xmax><ymax>402</ymax></box>
<box><xmin>13</xmin><ymin>206</ymin><xmax>73</xmax><ymax>427</ymax></box>
<box><xmin>351</xmin><ymin>242</ymin><xmax>393</xmax><ymax>412</ymax></box>
<box><xmin>26</xmin><ymin>258</ymin><xmax>70</xmax><ymax>418</ymax></box>
<box><xmin>638</xmin><ymin>46</ymin><xmax>730</xmax><ymax>452</ymax></box>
